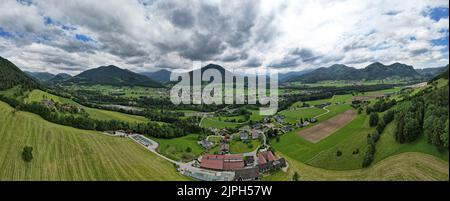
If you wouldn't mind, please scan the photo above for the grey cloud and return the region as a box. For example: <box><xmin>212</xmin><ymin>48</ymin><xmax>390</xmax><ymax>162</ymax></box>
<box><xmin>269</xmin><ymin>48</ymin><xmax>321</xmax><ymax>68</ymax></box>
<box><xmin>169</xmin><ymin>9</ymin><xmax>195</xmax><ymax>29</ymax></box>
<box><xmin>410</xmin><ymin>48</ymin><xmax>429</xmax><ymax>56</ymax></box>
<box><xmin>244</xmin><ymin>57</ymin><xmax>262</xmax><ymax>67</ymax></box>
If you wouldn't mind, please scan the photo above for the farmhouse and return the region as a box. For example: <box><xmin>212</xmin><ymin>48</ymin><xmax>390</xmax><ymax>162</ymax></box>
<box><xmin>220</xmin><ymin>143</ymin><xmax>229</xmax><ymax>154</ymax></box>
<box><xmin>240</xmin><ymin>131</ymin><xmax>249</xmax><ymax>141</ymax></box>
<box><xmin>257</xmin><ymin>151</ymin><xmax>286</xmax><ymax>173</ymax></box>
<box><xmin>198</xmin><ymin>139</ymin><xmax>214</xmax><ymax>149</ymax></box>
<box><xmin>200</xmin><ymin>154</ymin><xmax>245</xmax><ymax>171</ymax></box>
<box><xmin>251</xmin><ymin>129</ymin><xmax>263</xmax><ymax>139</ymax></box>
<box><xmin>233</xmin><ymin>167</ymin><xmax>259</xmax><ymax>181</ymax></box>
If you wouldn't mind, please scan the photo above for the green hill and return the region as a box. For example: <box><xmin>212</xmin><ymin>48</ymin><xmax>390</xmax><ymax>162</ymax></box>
<box><xmin>141</xmin><ymin>69</ymin><xmax>172</xmax><ymax>83</ymax></box>
<box><xmin>66</xmin><ymin>65</ymin><xmax>163</xmax><ymax>87</ymax></box>
<box><xmin>45</xmin><ymin>73</ymin><xmax>72</xmax><ymax>85</ymax></box>
<box><xmin>0</xmin><ymin>100</ymin><xmax>187</xmax><ymax>180</ymax></box>
<box><xmin>25</xmin><ymin>71</ymin><xmax>55</xmax><ymax>82</ymax></box>
<box><xmin>0</xmin><ymin>56</ymin><xmax>39</xmax><ymax>90</ymax></box>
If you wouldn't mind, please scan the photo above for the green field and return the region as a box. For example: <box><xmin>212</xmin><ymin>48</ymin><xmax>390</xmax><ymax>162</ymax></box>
<box><xmin>200</xmin><ymin>117</ymin><xmax>244</xmax><ymax>129</ymax></box>
<box><xmin>304</xmin><ymin>114</ymin><xmax>373</xmax><ymax>169</ymax></box>
<box><xmin>25</xmin><ymin>89</ymin><xmax>150</xmax><ymax>124</ymax></box>
<box><xmin>0</xmin><ymin>101</ymin><xmax>187</xmax><ymax>181</ymax></box>
<box><xmin>229</xmin><ymin>140</ymin><xmax>260</xmax><ymax>154</ymax></box>
<box><xmin>64</xmin><ymin>85</ymin><xmax>168</xmax><ymax>98</ymax></box>
<box><xmin>279</xmin><ymin>107</ymin><xmax>326</xmax><ymax>124</ymax></box>
<box><xmin>150</xmin><ymin>134</ymin><xmax>204</xmax><ymax>162</ymax></box>
<box><xmin>264</xmin><ymin>152</ymin><xmax>449</xmax><ymax>181</ymax></box>
<box><xmin>271</xmin><ymin>111</ymin><xmax>367</xmax><ymax>170</ymax></box>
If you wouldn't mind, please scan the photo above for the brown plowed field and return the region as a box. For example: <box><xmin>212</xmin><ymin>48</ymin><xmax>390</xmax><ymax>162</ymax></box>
<box><xmin>298</xmin><ymin>110</ymin><xmax>357</xmax><ymax>143</ymax></box>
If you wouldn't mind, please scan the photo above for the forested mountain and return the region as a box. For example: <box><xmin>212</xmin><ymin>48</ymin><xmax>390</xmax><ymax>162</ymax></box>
<box><xmin>25</xmin><ymin>71</ymin><xmax>55</xmax><ymax>82</ymax></box>
<box><xmin>428</xmin><ymin>65</ymin><xmax>449</xmax><ymax>83</ymax></box>
<box><xmin>0</xmin><ymin>56</ymin><xmax>39</xmax><ymax>90</ymax></box>
<box><xmin>286</xmin><ymin>62</ymin><xmax>421</xmax><ymax>83</ymax></box>
<box><xmin>141</xmin><ymin>69</ymin><xmax>172</xmax><ymax>83</ymax></box>
<box><xmin>45</xmin><ymin>73</ymin><xmax>72</xmax><ymax>85</ymax></box>
<box><xmin>65</xmin><ymin>65</ymin><xmax>163</xmax><ymax>87</ymax></box>
<box><xmin>279</xmin><ymin>69</ymin><xmax>314</xmax><ymax>81</ymax></box>
<box><xmin>416</xmin><ymin>66</ymin><xmax>448</xmax><ymax>77</ymax></box>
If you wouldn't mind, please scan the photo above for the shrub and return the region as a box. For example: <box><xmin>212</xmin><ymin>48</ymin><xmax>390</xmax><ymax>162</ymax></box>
<box><xmin>22</xmin><ymin>146</ymin><xmax>33</xmax><ymax>162</ymax></box>
<box><xmin>336</xmin><ymin>150</ymin><xmax>342</xmax><ymax>157</ymax></box>
<box><xmin>292</xmin><ymin>172</ymin><xmax>300</xmax><ymax>181</ymax></box>
<box><xmin>369</xmin><ymin>113</ymin><xmax>379</xmax><ymax>127</ymax></box>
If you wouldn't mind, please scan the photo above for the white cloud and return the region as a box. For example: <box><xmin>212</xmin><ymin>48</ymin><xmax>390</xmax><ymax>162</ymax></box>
<box><xmin>0</xmin><ymin>0</ymin><xmax>448</xmax><ymax>74</ymax></box>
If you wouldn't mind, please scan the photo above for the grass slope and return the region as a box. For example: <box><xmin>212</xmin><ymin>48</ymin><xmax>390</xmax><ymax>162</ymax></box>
<box><xmin>25</xmin><ymin>89</ymin><xmax>149</xmax><ymax>124</ymax></box>
<box><xmin>374</xmin><ymin>122</ymin><xmax>449</xmax><ymax>163</ymax></box>
<box><xmin>264</xmin><ymin>152</ymin><xmax>448</xmax><ymax>181</ymax></box>
<box><xmin>0</xmin><ymin>101</ymin><xmax>187</xmax><ymax>181</ymax></box>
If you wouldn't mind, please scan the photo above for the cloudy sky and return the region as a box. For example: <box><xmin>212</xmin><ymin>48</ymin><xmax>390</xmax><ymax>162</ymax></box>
<box><xmin>0</xmin><ymin>0</ymin><xmax>448</xmax><ymax>75</ymax></box>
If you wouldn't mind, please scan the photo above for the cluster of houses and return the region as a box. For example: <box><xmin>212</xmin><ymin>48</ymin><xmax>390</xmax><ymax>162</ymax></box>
<box><xmin>197</xmin><ymin>150</ymin><xmax>286</xmax><ymax>181</ymax></box>
<box><xmin>190</xmin><ymin>110</ymin><xmax>327</xmax><ymax>180</ymax></box>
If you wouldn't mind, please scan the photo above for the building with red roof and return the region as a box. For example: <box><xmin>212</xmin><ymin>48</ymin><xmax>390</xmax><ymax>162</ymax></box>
<box><xmin>257</xmin><ymin>151</ymin><xmax>286</xmax><ymax>173</ymax></box>
<box><xmin>200</xmin><ymin>154</ymin><xmax>245</xmax><ymax>171</ymax></box>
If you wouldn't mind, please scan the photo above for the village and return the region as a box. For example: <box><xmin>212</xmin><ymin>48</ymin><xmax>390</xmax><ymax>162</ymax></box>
<box><xmin>102</xmin><ymin>101</ymin><xmax>331</xmax><ymax>181</ymax></box>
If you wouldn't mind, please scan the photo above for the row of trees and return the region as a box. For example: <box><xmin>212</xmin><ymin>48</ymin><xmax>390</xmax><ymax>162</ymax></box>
<box><xmin>366</xmin><ymin>98</ymin><xmax>396</xmax><ymax>114</ymax></box>
<box><xmin>362</xmin><ymin>110</ymin><xmax>396</xmax><ymax>167</ymax></box>
<box><xmin>0</xmin><ymin>94</ymin><xmax>201</xmax><ymax>139</ymax></box>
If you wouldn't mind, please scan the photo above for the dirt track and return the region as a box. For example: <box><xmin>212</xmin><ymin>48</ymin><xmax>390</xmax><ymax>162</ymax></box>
<box><xmin>298</xmin><ymin>110</ymin><xmax>357</xmax><ymax>143</ymax></box>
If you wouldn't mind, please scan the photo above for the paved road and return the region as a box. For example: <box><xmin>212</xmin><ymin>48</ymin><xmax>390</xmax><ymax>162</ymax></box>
<box><xmin>128</xmin><ymin>134</ymin><xmax>182</xmax><ymax>166</ymax></box>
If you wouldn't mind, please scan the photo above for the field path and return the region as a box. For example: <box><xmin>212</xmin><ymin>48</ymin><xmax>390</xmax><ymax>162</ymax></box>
<box><xmin>313</xmin><ymin>105</ymin><xmax>330</xmax><ymax>119</ymax></box>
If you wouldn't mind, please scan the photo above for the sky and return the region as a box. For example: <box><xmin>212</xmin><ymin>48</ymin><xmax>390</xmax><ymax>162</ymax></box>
<box><xmin>0</xmin><ymin>0</ymin><xmax>448</xmax><ymax>75</ymax></box>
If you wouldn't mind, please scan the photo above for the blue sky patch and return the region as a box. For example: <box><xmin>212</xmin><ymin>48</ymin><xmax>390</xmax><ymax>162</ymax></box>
<box><xmin>75</xmin><ymin>34</ymin><xmax>94</xmax><ymax>43</ymax></box>
<box><xmin>0</xmin><ymin>27</ymin><xmax>13</xmax><ymax>38</ymax></box>
<box><xmin>429</xmin><ymin>7</ymin><xmax>449</xmax><ymax>21</ymax></box>
<box><xmin>432</xmin><ymin>36</ymin><xmax>449</xmax><ymax>49</ymax></box>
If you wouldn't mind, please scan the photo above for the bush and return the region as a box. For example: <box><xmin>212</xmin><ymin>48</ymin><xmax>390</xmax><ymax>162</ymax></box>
<box><xmin>369</xmin><ymin>113</ymin><xmax>379</xmax><ymax>127</ymax></box>
<box><xmin>336</xmin><ymin>150</ymin><xmax>342</xmax><ymax>157</ymax></box>
<box><xmin>185</xmin><ymin>147</ymin><xmax>192</xmax><ymax>153</ymax></box>
<box><xmin>376</xmin><ymin>120</ymin><xmax>386</xmax><ymax>134</ymax></box>
<box><xmin>22</xmin><ymin>146</ymin><xmax>33</xmax><ymax>162</ymax></box>
<box><xmin>292</xmin><ymin>172</ymin><xmax>300</xmax><ymax>181</ymax></box>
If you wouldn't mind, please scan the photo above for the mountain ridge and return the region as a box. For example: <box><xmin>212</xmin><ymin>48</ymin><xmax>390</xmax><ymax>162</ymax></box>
<box><xmin>286</xmin><ymin>62</ymin><xmax>421</xmax><ymax>83</ymax></box>
<box><xmin>64</xmin><ymin>65</ymin><xmax>163</xmax><ymax>87</ymax></box>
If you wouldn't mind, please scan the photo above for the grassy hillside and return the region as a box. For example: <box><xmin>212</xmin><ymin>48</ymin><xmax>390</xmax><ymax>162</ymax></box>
<box><xmin>264</xmin><ymin>152</ymin><xmax>448</xmax><ymax>181</ymax></box>
<box><xmin>374</xmin><ymin>122</ymin><xmax>449</xmax><ymax>163</ymax></box>
<box><xmin>0</xmin><ymin>101</ymin><xmax>187</xmax><ymax>181</ymax></box>
<box><xmin>24</xmin><ymin>89</ymin><xmax>150</xmax><ymax>124</ymax></box>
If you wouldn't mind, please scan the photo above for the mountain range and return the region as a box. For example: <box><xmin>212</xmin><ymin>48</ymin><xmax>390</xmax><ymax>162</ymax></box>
<box><xmin>286</xmin><ymin>62</ymin><xmax>423</xmax><ymax>83</ymax></box>
<box><xmin>141</xmin><ymin>69</ymin><xmax>172</xmax><ymax>83</ymax></box>
<box><xmin>2</xmin><ymin>54</ymin><xmax>448</xmax><ymax>89</ymax></box>
<box><xmin>25</xmin><ymin>71</ymin><xmax>55</xmax><ymax>82</ymax></box>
